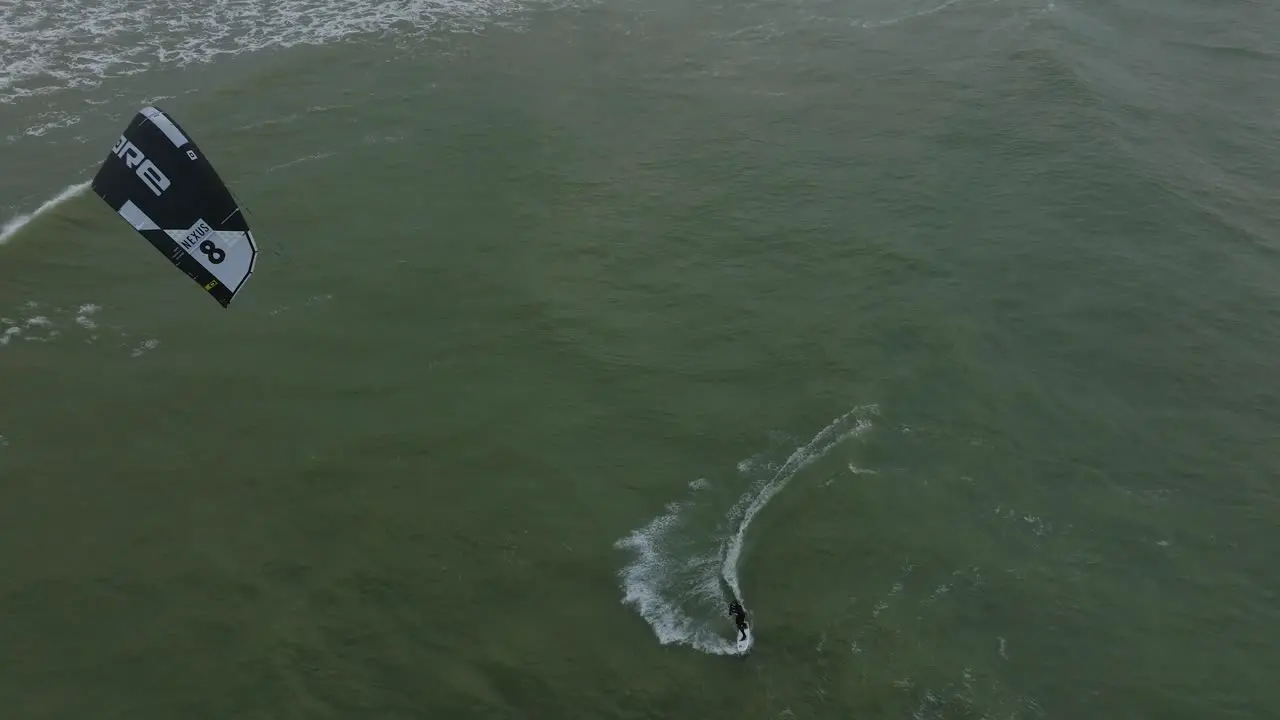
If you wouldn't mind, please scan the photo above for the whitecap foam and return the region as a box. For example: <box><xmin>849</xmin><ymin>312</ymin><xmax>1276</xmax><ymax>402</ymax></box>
<box><xmin>0</xmin><ymin>0</ymin><xmax>536</xmax><ymax>105</ymax></box>
<box><xmin>75</xmin><ymin>303</ymin><xmax>101</xmax><ymax>329</ymax></box>
<box><xmin>0</xmin><ymin>300</ymin><xmax>156</xmax><ymax>356</ymax></box>
<box><xmin>4</xmin><ymin>110</ymin><xmax>80</xmax><ymax>142</ymax></box>
<box><xmin>130</xmin><ymin>339</ymin><xmax>160</xmax><ymax>357</ymax></box>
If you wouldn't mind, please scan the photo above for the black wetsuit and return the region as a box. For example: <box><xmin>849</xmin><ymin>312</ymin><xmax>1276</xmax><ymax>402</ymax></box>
<box><xmin>728</xmin><ymin>601</ymin><xmax>749</xmax><ymax>641</ymax></box>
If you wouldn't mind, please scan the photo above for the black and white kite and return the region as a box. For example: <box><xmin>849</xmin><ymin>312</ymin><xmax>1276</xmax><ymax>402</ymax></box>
<box><xmin>91</xmin><ymin>106</ymin><xmax>258</xmax><ymax>308</ymax></box>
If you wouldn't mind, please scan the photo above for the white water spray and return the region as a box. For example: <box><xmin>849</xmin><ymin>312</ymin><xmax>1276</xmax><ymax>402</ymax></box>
<box><xmin>0</xmin><ymin>182</ymin><xmax>90</xmax><ymax>245</ymax></box>
<box><xmin>615</xmin><ymin>404</ymin><xmax>878</xmax><ymax>655</ymax></box>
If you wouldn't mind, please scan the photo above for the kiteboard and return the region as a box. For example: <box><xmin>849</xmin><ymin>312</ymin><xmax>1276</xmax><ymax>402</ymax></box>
<box><xmin>91</xmin><ymin>106</ymin><xmax>258</xmax><ymax>308</ymax></box>
<box><xmin>736</xmin><ymin>625</ymin><xmax>754</xmax><ymax>655</ymax></box>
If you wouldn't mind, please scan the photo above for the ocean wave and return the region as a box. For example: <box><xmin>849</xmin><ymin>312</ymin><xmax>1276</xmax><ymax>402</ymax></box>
<box><xmin>0</xmin><ymin>0</ymin><xmax>533</xmax><ymax>105</ymax></box>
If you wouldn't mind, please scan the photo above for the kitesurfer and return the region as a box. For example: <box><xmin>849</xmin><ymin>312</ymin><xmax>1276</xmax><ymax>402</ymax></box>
<box><xmin>728</xmin><ymin>600</ymin><xmax>749</xmax><ymax>641</ymax></box>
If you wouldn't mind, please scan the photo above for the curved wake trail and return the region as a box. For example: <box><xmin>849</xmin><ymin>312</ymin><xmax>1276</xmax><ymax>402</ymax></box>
<box><xmin>0</xmin><ymin>182</ymin><xmax>90</xmax><ymax>245</ymax></box>
<box><xmin>615</xmin><ymin>404</ymin><xmax>878</xmax><ymax>656</ymax></box>
<box><xmin>720</xmin><ymin>405</ymin><xmax>877</xmax><ymax>605</ymax></box>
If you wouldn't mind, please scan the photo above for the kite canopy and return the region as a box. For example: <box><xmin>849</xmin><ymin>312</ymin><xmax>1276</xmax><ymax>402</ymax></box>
<box><xmin>91</xmin><ymin>106</ymin><xmax>258</xmax><ymax>308</ymax></box>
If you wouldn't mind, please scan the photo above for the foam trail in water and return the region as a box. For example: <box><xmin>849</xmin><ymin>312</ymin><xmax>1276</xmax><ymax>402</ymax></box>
<box><xmin>0</xmin><ymin>182</ymin><xmax>90</xmax><ymax>245</ymax></box>
<box><xmin>615</xmin><ymin>404</ymin><xmax>878</xmax><ymax>655</ymax></box>
<box><xmin>721</xmin><ymin>405</ymin><xmax>878</xmax><ymax>603</ymax></box>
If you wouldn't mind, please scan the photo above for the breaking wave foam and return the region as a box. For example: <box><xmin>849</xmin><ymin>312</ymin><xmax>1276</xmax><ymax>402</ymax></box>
<box><xmin>0</xmin><ymin>0</ymin><xmax>534</xmax><ymax>105</ymax></box>
<box><xmin>614</xmin><ymin>404</ymin><xmax>878</xmax><ymax>655</ymax></box>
